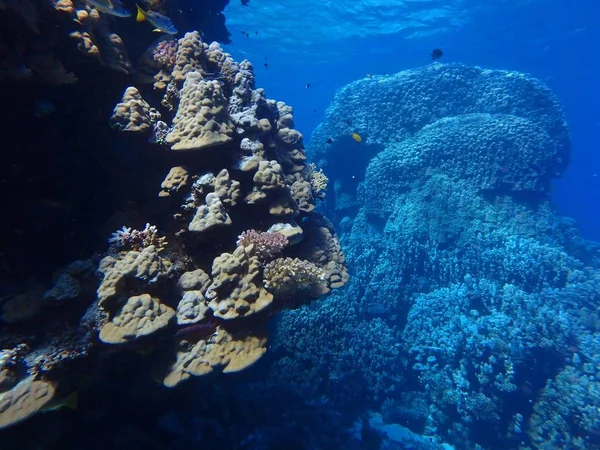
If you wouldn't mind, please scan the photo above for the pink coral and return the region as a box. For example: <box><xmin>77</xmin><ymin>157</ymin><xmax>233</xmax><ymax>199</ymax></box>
<box><xmin>153</xmin><ymin>38</ymin><xmax>178</xmax><ymax>70</ymax></box>
<box><xmin>236</xmin><ymin>230</ymin><xmax>288</xmax><ymax>263</ymax></box>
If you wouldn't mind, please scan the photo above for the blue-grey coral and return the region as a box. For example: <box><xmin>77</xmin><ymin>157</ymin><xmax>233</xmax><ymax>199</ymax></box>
<box><xmin>270</xmin><ymin>63</ymin><xmax>600</xmax><ymax>449</ymax></box>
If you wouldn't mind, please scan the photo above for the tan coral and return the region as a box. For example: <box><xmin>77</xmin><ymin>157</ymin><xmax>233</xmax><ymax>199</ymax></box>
<box><xmin>166</xmin><ymin>73</ymin><xmax>234</xmax><ymax>151</ymax></box>
<box><xmin>177</xmin><ymin>269</ymin><xmax>211</xmax><ymax>292</ymax></box>
<box><xmin>135</xmin><ymin>35</ymin><xmax>177</xmax><ymax>89</ymax></box>
<box><xmin>97</xmin><ymin>246</ymin><xmax>173</xmax><ymax>307</ymax></box>
<box><xmin>267</xmin><ymin>222</ymin><xmax>304</xmax><ymax>245</ymax></box>
<box><xmin>172</xmin><ymin>31</ymin><xmax>204</xmax><ymax>84</ymax></box>
<box><xmin>213</xmin><ymin>169</ymin><xmax>241</xmax><ymax>207</ymax></box>
<box><xmin>71</xmin><ymin>9</ymin><xmax>131</xmax><ymax>74</ymax></box>
<box><xmin>176</xmin><ymin>291</ymin><xmax>209</xmax><ymax>325</ymax></box>
<box><xmin>53</xmin><ymin>0</ymin><xmax>74</xmax><ymax>13</ymax></box>
<box><xmin>162</xmin><ymin>328</ymin><xmax>267</xmax><ymax>387</ymax></box>
<box><xmin>110</xmin><ymin>87</ymin><xmax>153</xmax><ymax>133</ymax></box>
<box><xmin>268</xmin><ymin>192</ymin><xmax>298</xmax><ymax>216</ymax></box>
<box><xmin>159</xmin><ymin>166</ymin><xmax>189</xmax><ymax>197</ymax></box>
<box><xmin>237</xmin><ymin>138</ymin><xmax>266</xmax><ymax>172</ymax></box>
<box><xmin>290</xmin><ymin>178</ymin><xmax>316</xmax><ymax>213</ymax></box>
<box><xmin>188</xmin><ymin>193</ymin><xmax>232</xmax><ymax>232</ymax></box>
<box><xmin>0</xmin><ymin>378</ymin><xmax>55</xmax><ymax>430</ymax></box>
<box><xmin>245</xmin><ymin>160</ymin><xmax>286</xmax><ymax>204</ymax></box>
<box><xmin>275</xmin><ymin>104</ymin><xmax>307</xmax><ymax>173</ymax></box>
<box><xmin>176</xmin><ymin>268</ymin><xmax>211</xmax><ymax>325</ymax></box>
<box><xmin>69</xmin><ymin>31</ymin><xmax>100</xmax><ymax>61</ymax></box>
<box><xmin>99</xmin><ymin>294</ymin><xmax>175</xmax><ymax>344</ymax></box>
<box><xmin>205</xmin><ymin>246</ymin><xmax>273</xmax><ymax>319</ymax></box>
<box><xmin>204</xmin><ymin>42</ymin><xmax>236</xmax><ymax>76</ymax></box>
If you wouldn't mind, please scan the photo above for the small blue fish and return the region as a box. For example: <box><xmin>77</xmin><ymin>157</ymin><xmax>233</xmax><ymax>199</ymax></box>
<box><xmin>136</xmin><ymin>4</ymin><xmax>178</xmax><ymax>35</ymax></box>
<box><xmin>84</xmin><ymin>0</ymin><xmax>131</xmax><ymax>17</ymax></box>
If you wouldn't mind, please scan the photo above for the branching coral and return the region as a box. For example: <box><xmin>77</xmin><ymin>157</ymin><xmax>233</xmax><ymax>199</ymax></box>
<box><xmin>108</xmin><ymin>223</ymin><xmax>167</xmax><ymax>252</ymax></box>
<box><xmin>303</xmin><ymin>163</ymin><xmax>328</xmax><ymax>199</ymax></box>
<box><xmin>263</xmin><ymin>257</ymin><xmax>326</xmax><ymax>299</ymax></box>
<box><xmin>237</xmin><ymin>230</ymin><xmax>288</xmax><ymax>263</ymax></box>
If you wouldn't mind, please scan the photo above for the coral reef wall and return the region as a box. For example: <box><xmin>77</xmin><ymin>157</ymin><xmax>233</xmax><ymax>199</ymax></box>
<box><xmin>272</xmin><ymin>63</ymin><xmax>600</xmax><ymax>449</ymax></box>
<box><xmin>0</xmin><ymin>3</ymin><xmax>348</xmax><ymax>438</ymax></box>
<box><xmin>0</xmin><ymin>0</ymin><xmax>232</xmax><ymax>283</ymax></box>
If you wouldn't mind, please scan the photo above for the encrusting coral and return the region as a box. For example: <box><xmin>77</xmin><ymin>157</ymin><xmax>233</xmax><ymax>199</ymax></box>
<box><xmin>109</xmin><ymin>87</ymin><xmax>157</xmax><ymax>133</ymax></box>
<box><xmin>99</xmin><ymin>294</ymin><xmax>175</xmax><ymax>344</ymax></box>
<box><xmin>166</xmin><ymin>74</ymin><xmax>234</xmax><ymax>151</ymax></box>
<box><xmin>0</xmin><ymin>378</ymin><xmax>56</xmax><ymax>429</ymax></box>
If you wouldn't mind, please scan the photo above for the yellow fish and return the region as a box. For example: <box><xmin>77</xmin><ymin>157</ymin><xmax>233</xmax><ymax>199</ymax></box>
<box><xmin>351</xmin><ymin>132</ymin><xmax>362</xmax><ymax>143</ymax></box>
<box><xmin>136</xmin><ymin>4</ymin><xmax>178</xmax><ymax>34</ymax></box>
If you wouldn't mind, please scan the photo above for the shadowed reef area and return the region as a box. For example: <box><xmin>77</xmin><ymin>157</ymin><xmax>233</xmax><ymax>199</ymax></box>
<box><xmin>0</xmin><ymin>0</ymin><xmax>349</xmax><ymax>444</ymax></box>
<box><xmin>1</xmin><ymin>2</ymin><xmax>599</xmax><ymax>449</ymax></box>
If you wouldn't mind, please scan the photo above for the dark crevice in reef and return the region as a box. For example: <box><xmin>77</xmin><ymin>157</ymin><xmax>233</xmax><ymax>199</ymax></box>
<box><xmin>0</xmin><ymin>0</ymin><xmax>232</xmax><ymax>285</ymax></box>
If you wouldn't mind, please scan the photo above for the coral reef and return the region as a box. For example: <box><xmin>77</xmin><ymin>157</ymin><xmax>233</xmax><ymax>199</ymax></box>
<box><xmin>0</xmin><ymin>28</ymin><xmax>346</xmax><ymax>431</ymax></box>
<box><xmin>0</xmin><ymin>0</ymin><xmax>231</xmax><ymax>84</ymax></box>
<box><xmin>109</xmin><ymin>87</ymin><xmax>157</xmax><ymax>133</ymax></box>
<box><xmin>268</xmin><ymin>63</ymin><xmax>600</xmax><ymax>449</ymax></box>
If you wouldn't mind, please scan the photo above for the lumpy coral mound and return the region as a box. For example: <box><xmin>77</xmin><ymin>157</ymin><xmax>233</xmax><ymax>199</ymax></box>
<box><xmin>311</xmin><ymin>63</ymin><xmax>570</xmax><ymax>218</ymax></box>
<box><xmin>265</xmin><ymin>63</ymin><xmax>600</xmax><ymax>450</ymax></box>
<box><xmin>0</xmin><ymin>30</ymin><xmax>348</xmax><ymax>429</ymax></box>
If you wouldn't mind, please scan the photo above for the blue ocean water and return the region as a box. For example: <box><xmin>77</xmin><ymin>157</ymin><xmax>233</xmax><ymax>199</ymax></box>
<box><xmin>224</xmin><ymin>0</ymin><xmax>600</xmax><ymax>240</ymax></box>
<box><xmin>1</xmin><ymin>0</ymin><xmax>599</xmax><ymax>448</ymax></box>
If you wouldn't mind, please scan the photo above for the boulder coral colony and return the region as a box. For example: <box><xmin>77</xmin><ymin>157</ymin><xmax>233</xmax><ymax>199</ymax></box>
<box><xmin>0</xmin><ymin>0</ymin><xmax>348</xmax><ymax>429</ymax></box>
<box><xmin>272</xmin><ymin>64</ymin><xmax>600</xmax><ymax>449</ymax></box>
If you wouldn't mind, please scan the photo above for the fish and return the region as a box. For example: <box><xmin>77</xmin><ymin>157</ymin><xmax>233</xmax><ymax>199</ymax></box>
<box><xmin>306</xmin><ymin>83</ymin><xmax>311</xmax><ymax>88</ymax></box>
<box><xmin>42</xmin><ymin>392</ymin><xmax>78</xmax><ymax>413</ymax></box>
<box><xmin>366</xmin><ymin>73</ymin><xmax>373</xmax><ymax>78</ymax></box>
<box><xmin>136</xmin><ymin>4</ymin><xmax>178</xmax><ymax>35</ymax></box>
<box><xmin>343</xmin><ymin>119</ymin><xmax>352</xmax><ymax>126</ymax></box>
<box><xmin>84</xmin><ymin>0</ymin><xmax>131</xmax><ymax>17</ymax></box>
<box><xmin>325</xmin><ymin>138</ymin><xmax>333</xmax><ymax>144</ymax></box>
<box><xmin>351</xmin><ymin>132</ymin><xmax>362</xmax><ymax>143</ymax></box>
<box><xmin>241</xmin><ymin>0</ymin><xmax>249</xmax><ymax>5</ymax></box>
<box><xmin>264</xmin><ymin>63</ymin><xmax>269</xmax><ymax>68</ymax></box>
<box><xmin>430</xmin><ymin>48</ymin><xmax>443</xmax><ymax>60</ymax></box>
<box><xmin>175</xmin><ymin>321</ymin><xmax>218</xmax><ymax>341</ymax></box>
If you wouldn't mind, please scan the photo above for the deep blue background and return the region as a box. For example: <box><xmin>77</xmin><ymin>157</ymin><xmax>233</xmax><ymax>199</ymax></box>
<box><xmin>225</xmin><ymin>0</ymin><xmax>600</xmax><ymax>240</ymax></box>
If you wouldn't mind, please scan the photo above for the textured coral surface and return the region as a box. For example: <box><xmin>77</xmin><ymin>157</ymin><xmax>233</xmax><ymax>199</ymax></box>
<box><xmin>0</xmin><ymin>16</ymin><xmax>347</xmax><ymax>434</ymax></box>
